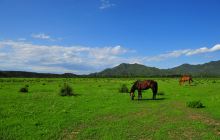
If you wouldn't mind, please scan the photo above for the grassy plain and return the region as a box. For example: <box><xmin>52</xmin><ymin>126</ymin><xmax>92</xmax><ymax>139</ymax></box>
<box><xmin>0</xmin><ymin>78</ymin><xmax>220</xmax><ymax>140</ymax></box>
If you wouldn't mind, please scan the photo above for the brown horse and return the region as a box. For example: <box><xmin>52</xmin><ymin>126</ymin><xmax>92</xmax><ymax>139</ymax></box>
<box><xmin>179</xmin><ymin>75</ymin><xmax>193</xmax><ymax>85</ymax></box>
<box><xmin>130</xmin><ymin>80</ymin><xmax>158</xmax><ymax>100</ymax></box>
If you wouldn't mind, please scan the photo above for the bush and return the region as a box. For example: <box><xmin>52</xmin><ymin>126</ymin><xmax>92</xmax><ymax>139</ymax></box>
<box><xmin>187</xmin><ymin>100</ymin><xmax>205</xmax><ymax>108</ymax></box>
<box><xmin>20</xmin><ymin>86</ymin><xmax>28</xmax><ymax>93</ymax></box>
<box><xmin>119</xmin><ymin>84</ymin><xmax>129</xmax><ymax>93</ymax></box>
<box><xmin>59</xmin><ymin>83</ymin><xmax>74</xmax><ymax>96</ymax></box>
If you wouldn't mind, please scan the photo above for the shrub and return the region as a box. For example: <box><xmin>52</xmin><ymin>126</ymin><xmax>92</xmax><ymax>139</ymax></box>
<box><xmin>187</xmin><ymin>100</ymin><xmax>205</xmax><ymax>108</ymax></box>
<box><xmin>119</xmin><ymin>84</ymin><xmax>129</xmax><ymax>93</ymax></box>
<box><xmin>59</xmin><ymin>83</ymin><xmax>74</xmax><ymax>96</ymax></box>
<box><xmin>20</xmin><ymin>86</ymin><xmax>28</xmax><ymax>93</ymax></box>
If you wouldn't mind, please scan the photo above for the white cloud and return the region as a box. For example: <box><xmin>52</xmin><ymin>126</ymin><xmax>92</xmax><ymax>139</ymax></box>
<box><xmin>143</xmin><ymin>49</ymin><xmax>190</xmax><ymax>62</ymax></box>
<box><xmin>0</xmin><ymin>39</ymin><xmax>220</xmax><ymax>74</ymax></box>
<box><xmin>99</xmin><ymin>0</ymin><xmax>115</xmax><ymax>10</ymax></box>
<box><xmin>186</xmin><ymin>44</ymin><xmax>220</xmax><ymax>55</ymax></box>
<box><xmin>17</xmin><ymin>38</ymin><xmax>26</xmax><ymax>41</ymax></box>
<box><xmin>31</xmin><ymin>33</ymin><xmax>51</xmax><ymax>40</ymax></box>
<box><xmin>143</xmin><ymin>44</ymin><xmax>220</xmax><ymax>62</ymax></box>
<box><xmin>31</xmin><ymin>33</ymin><xmax>62</xmax><ymax>41</ymax></box>
<box><xmin>0</xmin><ymin>40</ymin><xmax>130</xmax><ymax>74</ymax></box>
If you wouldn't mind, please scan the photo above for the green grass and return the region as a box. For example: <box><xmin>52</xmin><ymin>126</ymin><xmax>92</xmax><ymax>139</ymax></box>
<box><xmin>0</xmin><ymin>78</ymin><xmax>220</xmax><ymax>139</ymax></box>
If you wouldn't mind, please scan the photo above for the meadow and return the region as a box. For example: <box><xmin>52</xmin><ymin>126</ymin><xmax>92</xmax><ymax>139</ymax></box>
<box><xmin>0</xmin><ymin>78</ymin><xmax>220</xmax><ymax>140</ymax></box>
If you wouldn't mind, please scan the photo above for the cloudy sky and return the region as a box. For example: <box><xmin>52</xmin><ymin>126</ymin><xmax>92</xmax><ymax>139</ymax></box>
<box><xmin>0</xmin><ymin>0</ymin><xmax>220</xmax><ymax>74</ymax></box>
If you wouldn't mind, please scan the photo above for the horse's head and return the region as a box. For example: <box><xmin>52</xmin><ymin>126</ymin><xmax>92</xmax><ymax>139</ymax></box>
<box><xmin>130</xmin><ymin>90</ymin><xmax>135</xmax><ymax>100</ymax></box>
<box><xmin>130</xmin><ymin>81</ymin><xmax>138</xmax><ymax>100</ymax></box>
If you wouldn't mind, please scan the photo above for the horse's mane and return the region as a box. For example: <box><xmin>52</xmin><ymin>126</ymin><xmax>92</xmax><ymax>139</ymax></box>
<box><xmin>133</xmin><ymin>80</ymin><xmax>140</xmax><ymax>85</ymax></box>
<box><xmin>130</xmin><ymin>80</ymin><xmax>140</xmax><ymax>92</ymax></box>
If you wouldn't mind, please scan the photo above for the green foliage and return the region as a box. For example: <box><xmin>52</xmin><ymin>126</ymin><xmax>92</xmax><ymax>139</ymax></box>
<box><xmin>118</xmin><ymin>84</ymin><xmax>129</xmax><ymax>93</ymax></box>
<box><xmin>187</xmin><ymin>100</ymin><xmax>205</xmax><ymax>108</ymax></box>
<box><xmin>19</xmin><ymin>86</ymin><xmax>28</xmax><ymax>93</ymax></box>
<box><xmin>59</xmin><ymin>83</ymin><xmax>74</xmax><ymax>96</ymax></box>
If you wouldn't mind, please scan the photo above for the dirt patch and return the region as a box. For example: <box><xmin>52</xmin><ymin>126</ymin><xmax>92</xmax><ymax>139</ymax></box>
<box><xmin>173</xmin><ymin>101</ymin><xmax>220</xmax><ymax>136</ymax></box>
<box><xmin>189</xmin><ymin>114</ymin><xmax>220</xmax><ymax>136</ymax></box>
<box><xmin>61</xmin><ymin>124</ymin><xmax>86</xmax><ymax>140</ymax></box>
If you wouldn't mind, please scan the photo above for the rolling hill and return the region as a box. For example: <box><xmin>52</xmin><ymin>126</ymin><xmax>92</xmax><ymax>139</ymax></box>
<box><xmin>1</xmin><ymin>60</ymin><xmax>220</xmax><ymax>77</ymax></box>
<box><xmin>89</xmin><ymin>63</ymin><xmax>163</xmax><ymax>77</ymax></box>
<box><xmin>0</xmin><ymin>71</ymin><xmax>78</xmax><ymax>78</ymax></box>
<box><xmin>90</xmin><ymin>60</ymin><xmax>220</xmax><ymax>77</ymax></box>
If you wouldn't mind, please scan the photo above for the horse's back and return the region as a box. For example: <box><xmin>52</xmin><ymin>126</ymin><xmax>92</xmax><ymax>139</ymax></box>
<box><xmin>180</xmin><ymin>75</ymin><xmax>192</xmax><ymax>80</ymax></box>
<box><xmin>137</xmin><ymin>80</ymin><xmax>157</xmax><ymax>89</ymax></box>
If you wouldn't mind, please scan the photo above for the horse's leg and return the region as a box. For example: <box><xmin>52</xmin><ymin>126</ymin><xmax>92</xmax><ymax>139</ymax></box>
<box><xmin>140</xmin><ymin>91</ymin><xmax>142</xmax><ymax>99</ymax></box>
<box><xmin>153</xmin><ymin>93</ymin><xmax>156</xmax><ymax>100</ymax></box>
<box><xmin>152</xmin><ymin>89</ymin><xmax>156</xmax><ymax>100</ymax></box>
<box><xmin>130</xmin><ymin>92</ymin><xmax>134</xmax><ymax>100</ymax></box>
<box><xmin>138</xmin><ymin>90</ymin><xmax>142</xmax><ymax>100</ymax></box>
<box><xmin>180</xmin><ymin>80</ymin><xmax>184</xmax><ymax>85</ymax></box>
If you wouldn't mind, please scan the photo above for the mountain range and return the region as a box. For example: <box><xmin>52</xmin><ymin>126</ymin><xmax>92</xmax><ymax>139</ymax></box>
<box><xmin>89</xmin><ymin>60</ymin><xmax>220</xmax><ymax>77</ymax></box>
<box><xmin>1</xmin><ymin>60</ymin><xmax>220</xmax><ymax>78</ymax></box>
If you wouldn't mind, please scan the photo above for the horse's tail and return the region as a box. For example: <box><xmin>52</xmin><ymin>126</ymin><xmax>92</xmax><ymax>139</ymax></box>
<box><xmin>153</xmin><ymin>82</ymin><xmax>158</xmax><ymax>94</ymax></box>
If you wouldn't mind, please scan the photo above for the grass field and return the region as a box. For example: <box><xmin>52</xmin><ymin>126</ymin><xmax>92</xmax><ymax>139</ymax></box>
<box><xmin>1</xmin><ymin>78</ymin><xmax>220</xmax><ymax>140</ymax></box>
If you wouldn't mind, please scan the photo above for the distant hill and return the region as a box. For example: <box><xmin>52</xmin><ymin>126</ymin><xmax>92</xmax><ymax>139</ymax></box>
<box><xmin>168</xmin><ymin>60</ymin><xmax>220</xmax><ymax>77</ymax></box>
<box><xmin>1</xmin><ymin>60</ymin><xmax>220</xmax><ymax>78</ymax></box>
<box><xmin>89</xmin><ymin>63</ymin><xmax>163</xmax><ymax>77</ymax></box>
<box><xmin>90</xmin><ymin>60</ymin><xmax>220</xmax><ymax>77</ymax></box>
<box><xmin>0</xmin><ymin>71</ymin><xmax>78</xmax><ymax>78</ymax></box>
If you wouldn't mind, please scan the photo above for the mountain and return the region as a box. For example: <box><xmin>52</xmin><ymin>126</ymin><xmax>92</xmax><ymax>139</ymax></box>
<box><xmin>90</xmin><ymin>60</ymin><xmax>220</xmax><ymax>77</ymax></box>
<box><xmin>1</xmin><ymin>60</ymin><xmax>220</xmax><ymax>78</ymax></box>
<box><xmin>168</xmin><ymin>60</ymin><xmax>220</xmax><ymax>77</ymax></box>
<box><xmin>0</xmin><ymin>71</ymin><xmax>78</xmax><ymax>78</ymax></box>
<box><xmin>89</xmin><ymin>63</ymin><xmax>163</xmax><ymax>77</ymax></box>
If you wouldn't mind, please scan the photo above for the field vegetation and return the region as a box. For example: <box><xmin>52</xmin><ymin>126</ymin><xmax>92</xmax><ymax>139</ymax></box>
<box><xmin>0</xmin><ymin>78</ymin><xmax>220</xmax><ymax>139</ymax></box>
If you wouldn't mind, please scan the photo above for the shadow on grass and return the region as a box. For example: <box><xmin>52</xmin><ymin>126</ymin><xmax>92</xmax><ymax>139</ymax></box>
<box><xmin>61</xmin><ymin>93</ymin><xmax>81</xmax><ymax>97</ymax></box>
<box><xmin>133</xmin><ymin>97</ymin><xmax>166</xmax><ymax>101</ymax></box>
<box><xmin>73</xmin><ymin>94</ymin><xmax>81</xmax><ymax>97</ymax></box>
<box><xmin>157</xmin><ymin>92</ymin><xmax>165</xmax><ymax>95</ymax></box>
<box><xmin>190</xmin><ymin>84</ymin><xmax>197</xmax><ymax>86</ymax></box>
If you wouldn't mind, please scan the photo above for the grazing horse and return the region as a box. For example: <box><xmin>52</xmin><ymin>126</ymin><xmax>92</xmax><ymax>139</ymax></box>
<box><xmin>179</xmin><ymin>75</ymin><xmax>193</xmax><ymax>85</ymax></box>
<box><xmin>130</xmin><ymin>80</ymin><xmax>158</xmax><ymax>100</ymax></box>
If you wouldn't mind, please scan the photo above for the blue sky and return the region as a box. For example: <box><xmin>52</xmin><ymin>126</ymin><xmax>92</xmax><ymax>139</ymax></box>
<box><xmin>0</xmin><ymin>0</ymin><xmax>220</xmax><ymax>74</ymax></box>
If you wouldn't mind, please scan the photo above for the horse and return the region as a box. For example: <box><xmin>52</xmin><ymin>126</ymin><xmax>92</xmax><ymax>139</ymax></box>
<box><xmin>130</xmin><ymin>80</ymin><xmax>158</xmax><ymax>100</ymax></box>
<box><xmin>179</xmin><ymin>75</ymin><xmax>193</xmax><ymax>85</ymax></box>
